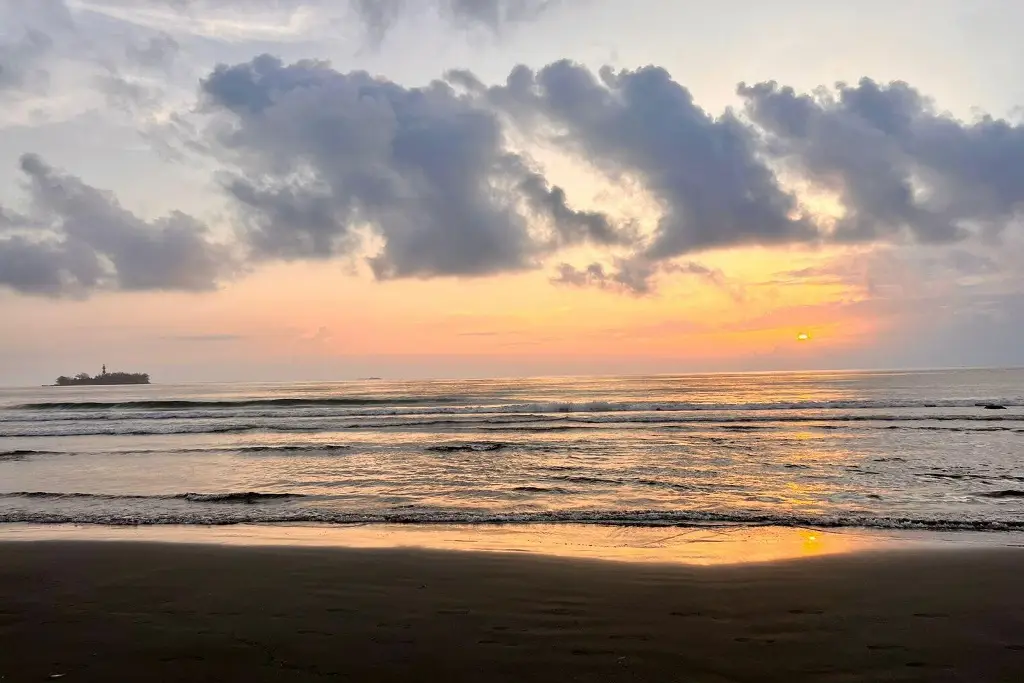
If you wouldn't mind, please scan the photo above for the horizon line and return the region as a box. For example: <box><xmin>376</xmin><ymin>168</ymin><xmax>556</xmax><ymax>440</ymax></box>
<box><xmin>3</xmin><ymin>364</ymin><xmax>1022</xmax><ymax>389</ymax></box>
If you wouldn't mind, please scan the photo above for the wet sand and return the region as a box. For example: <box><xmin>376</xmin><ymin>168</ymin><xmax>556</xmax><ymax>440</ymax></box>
<box><xmin>1</xmin><ymin>541</ymin><xmax>1022</xmax><ymax>681</ymax></box>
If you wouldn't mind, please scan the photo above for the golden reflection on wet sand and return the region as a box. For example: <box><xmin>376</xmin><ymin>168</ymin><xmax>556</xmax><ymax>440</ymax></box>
<box><xmin>3</xmin><ymin>523</ymin><xmax>1011</xmax><ymax>565</ymax></box>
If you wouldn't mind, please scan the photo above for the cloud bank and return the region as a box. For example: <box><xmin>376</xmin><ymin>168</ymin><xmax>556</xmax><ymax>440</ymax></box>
<box><xmin>2</xmin><ymin>54</ymin><xmax>1023</xmax><ymax>299</ymax></box>
<box><xmin>460</xmin><ymin>62</ymin><xmax>819</xmax><ymax>257</ymax></box>
<box><xmin>0</xmin><ymin>154</ymin><xmax>232</xmax><ymax>296</ymax></box>
<box><xmin>200</xmin><ymin>59</ymin><xmax>1024</xmax><ymax>292</ymax></box>
<box><xmin>738</xmin><ymin>78</ymin><xmax>1024</xmax><ymax>243</ymax></box>
<box><xmin>200</xmin><ymin>55</ymin><xmax>627</xmax><ymax>279</ymax></box>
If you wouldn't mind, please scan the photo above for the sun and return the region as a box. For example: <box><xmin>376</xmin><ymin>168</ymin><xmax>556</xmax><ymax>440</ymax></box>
<box><xmin>796</xmin><ymin>332</ymin><xmax>810</xmax><ymax>342</ymax></box>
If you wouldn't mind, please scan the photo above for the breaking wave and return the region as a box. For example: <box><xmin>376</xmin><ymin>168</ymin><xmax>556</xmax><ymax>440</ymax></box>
<box><xmin>15</xmin><ymin>396</ymin><xmax>464</xmax><ymax>411</ymax></box>
<box><xmin>0</xmin><ymin>444</ymin><xmax>357</xmax><ymax>460</ymax></box>
<box><xmin>234</xmin><ymin>444</ymin><xmax>351</xmax><ymax>454</ymax></box>
<box><xmin>979</xmin><ymin>490</ymin><xmax>1024</xmax><ymax>499</ymax></box>
<box><xmin>426</xmin><ymin>442</ymin><xmax>509</xmax><ymax>453</ymax></box>
<box><xmin>11</xmin><ymin>397</ymin><xmax>1024</xmax><ymax>414</ymax></box>
<box><xmin>2</xmin><ymin>504</ymin><xmax>1024</xmax><ymax>531</ymax></box>
<box><xmin>2</xmin><ymin>491</ymin><xmax>303</xmax><ymax>503</ymax></box>
<box><xmin>5</xmin><ymin>411</ymin><xmax>1024</xmax><ymax>438</ymax></box>
<box><xmin>0</xmin><ymin>424</ymin><xmax>332</xmax><ymax>438</ymax></box>
<box><xmin>0</xmin><ymin>449</ymin><xmax>58</xmax><ymax>460</ymax></box>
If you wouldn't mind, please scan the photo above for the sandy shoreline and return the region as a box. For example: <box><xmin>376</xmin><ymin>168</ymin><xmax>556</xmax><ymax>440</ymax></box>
<box><xmin>2</xmin><ymin>540</ymin><xmax>1023</xmax><ymax>681</ymax></box>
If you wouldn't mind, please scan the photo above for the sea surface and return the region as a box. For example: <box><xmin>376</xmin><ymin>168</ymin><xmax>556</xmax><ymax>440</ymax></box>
<box><xmin>2</xmin><ymin>370</ymin><xmax>1023</xmax><ymax>531</ymax></box>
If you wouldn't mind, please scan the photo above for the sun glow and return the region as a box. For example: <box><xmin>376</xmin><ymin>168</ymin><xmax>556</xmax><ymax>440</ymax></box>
<box><xmin>797</xmin><ymin>332</ymin><xmax>811</xmax><ymax>341</ymax></box>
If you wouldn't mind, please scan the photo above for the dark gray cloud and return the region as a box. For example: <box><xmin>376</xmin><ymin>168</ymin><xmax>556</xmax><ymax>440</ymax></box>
<box><xmin>738</xmin><ymin>78</ymin><xmax>1024</xmax><ymax>244</ymax></box>
<box><xmin>193</xmin><ymin>60</ymin><xmax>1024</xmax><ymax>294</ymax></box>
<box><xmin>0</xmin><ymin>154</ymin><xmax>233</xmax><ymax>297</ymax></box>
<box><xmin>451</xmin><ymin>64</ymin><xmax>1024</xmax><ymax>292</ymax></box>
<box><xmin>200</xmin><ymin>55</ymin><xmax>623</xmax><ymax>279</ymax></box>
<box><xmin>8</xmin><ymin>38</ymin><xmax>1024</xmax><ymax>305</ymax></box>
<box><xmin>462</xmin><ymin>61</ymin><xmax>819</xmax><ymax>262</ymax></box>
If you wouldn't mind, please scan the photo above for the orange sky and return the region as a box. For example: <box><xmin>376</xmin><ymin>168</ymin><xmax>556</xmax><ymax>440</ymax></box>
<box><xmin>3</xmin><ymin>239</ymin><xmax>894</xmax><ymax>382</ymax></box>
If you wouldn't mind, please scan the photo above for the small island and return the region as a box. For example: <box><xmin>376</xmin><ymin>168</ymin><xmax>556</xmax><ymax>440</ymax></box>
<box><xmin>54</xmin><ymin>365</ymin><xmax>150</xmax><ymax>386</ymax></box>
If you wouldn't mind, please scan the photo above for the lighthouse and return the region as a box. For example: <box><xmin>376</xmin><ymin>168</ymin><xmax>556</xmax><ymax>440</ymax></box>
<box><xmin>102</xmin><ymin>364</ymin><xmax>107</xmax><ymax>376</ymax></box>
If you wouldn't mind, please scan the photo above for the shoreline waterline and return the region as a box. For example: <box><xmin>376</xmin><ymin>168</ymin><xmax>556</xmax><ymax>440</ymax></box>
<box><xmin>4</xmin><ymin>521</ymin><xmax>1022</xmax><ymax>565</ymax></box>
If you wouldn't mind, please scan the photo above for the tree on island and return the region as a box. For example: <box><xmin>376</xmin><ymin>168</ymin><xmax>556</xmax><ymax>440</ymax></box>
<box><xmin>54</xmin><ymin>370</ymin><xmax>150</xmax><ymax>386</ymax></box>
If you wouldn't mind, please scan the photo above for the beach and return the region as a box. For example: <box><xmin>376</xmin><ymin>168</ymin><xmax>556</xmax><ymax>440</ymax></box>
<box><xmin>2</xmin><ymin>539</ymin><xmax>1023</xmax><ymax>682</ymax></box>
<box><xmin>5</xmin><ymin>0</ymin><xmax>1024</xmax><ymax>674</ymax></box>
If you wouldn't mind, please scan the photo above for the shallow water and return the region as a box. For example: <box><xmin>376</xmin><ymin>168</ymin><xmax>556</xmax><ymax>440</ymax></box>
<box><xmin>2</xmin><ymin>370</ymin><xmax>1024</xmax><ymax>530</ymax></box>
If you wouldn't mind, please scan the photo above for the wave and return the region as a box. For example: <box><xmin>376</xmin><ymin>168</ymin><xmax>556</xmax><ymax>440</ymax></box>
<box><xmin>10</xmin><ymin>396</ymin><xmax>1024</xmax><ymax>416</ymax></box>
<box><xmin>431</xmin><ymin>398</ymin><xmax>1024</xmax><ymax>413</ymax></box>
<box><xmin>0</xmin><ymin>424</ymin><xmax>332</xmax><ymax>438</ymax></box>
<box><xmin>7</xmin><ymin>411</ymin><xmax>1024</xmax><ymax>439</ymax></box>
<box><xmin>426</xmin><ymin>442</ymin><xmax>509</xmax><ymax>453</ymax></box>
<box><xmin>565</xmin><ymin>413</ymin><xmax>1024</xmax><ymax>425</ymax></box>
<box><xmin>511</xmin><ymin>486</ymin><xmax>570</xmax><ymax>493</ymax></box>
<box><xmin>1</xmin><ymin>505</ymin><xmax>1023</xmax><ymax>531</ymax></box>
<box><xmin>880</xmin><ymin>425</ymin><xmax>1024</xmax><ymax>432</ymax></box>
<box><xmin>979</xmin><ymin>490</ymin><xmax>1024</xmax><ymax>499</ymax></box>
<box><xmin>0</xmin><ymin>444</ymin><xmax>357</xmax><ymax>460</ymax></box>
<box><xmin>0</xmin><ymin>449</ymin><xmax>58</xmax><ymax>460</ymax></box>
<box><xmin>541</xmin><ymin>474</ymin><xmax>693</xmax><ymax>492</ymax></box>
<box><xmin>2</xmin><ymin>491</ymin><xmax>303</xmax><ymax>503</ymax></box>
<box><xmin>179</xmin><ymin>492</ymin><xmax>300</xmax><ymax>503</ymax></box>
<box><xmin>15</xmin><ymin>396</ymin><xmax>464</xmax><ymax>411</ymax></box>
<box><xmin>235</xmin><ymin>444</ymin><xmax>351</xmax><ymax>454</ymax></box>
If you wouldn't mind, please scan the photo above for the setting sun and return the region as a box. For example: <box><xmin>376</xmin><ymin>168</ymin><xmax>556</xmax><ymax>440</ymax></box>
<box><xmin>797</xmin><ymin>332</ymin><xmax>811</xmax><ymax>341</ymax></box>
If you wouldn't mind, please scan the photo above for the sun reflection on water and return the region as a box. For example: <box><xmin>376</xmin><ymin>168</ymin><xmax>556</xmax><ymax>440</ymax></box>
<box><xmin>0</xmin><ymin>523</ymin><xmax>940</xmax><ymax>566</ymax></box>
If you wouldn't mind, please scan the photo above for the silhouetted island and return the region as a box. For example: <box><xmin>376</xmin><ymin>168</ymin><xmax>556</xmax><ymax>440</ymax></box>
<box><xmin>54</xmin><ymin>365</ymin><xmax>150</xmax><ymax>386</ymax></box>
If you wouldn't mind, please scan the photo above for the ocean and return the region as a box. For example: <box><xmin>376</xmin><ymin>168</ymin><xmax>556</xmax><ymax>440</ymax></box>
<box><xmin>2</xmin><ymin>369</ymin><xmax>1023</xmax><ymax>531</ymax></box>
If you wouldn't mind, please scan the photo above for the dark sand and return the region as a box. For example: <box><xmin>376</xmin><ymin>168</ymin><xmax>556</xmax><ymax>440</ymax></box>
<box><xmin>1</xmin><ymin>542</ymin><xmax>1023</xmax><ymax>682</ymax></box>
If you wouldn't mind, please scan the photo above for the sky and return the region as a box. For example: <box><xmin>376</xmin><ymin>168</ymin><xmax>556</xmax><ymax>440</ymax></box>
<box><xmin>1</xmin><ymin>0</ymin><xmax>1023</xmax><ymax>384</ymax></box>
